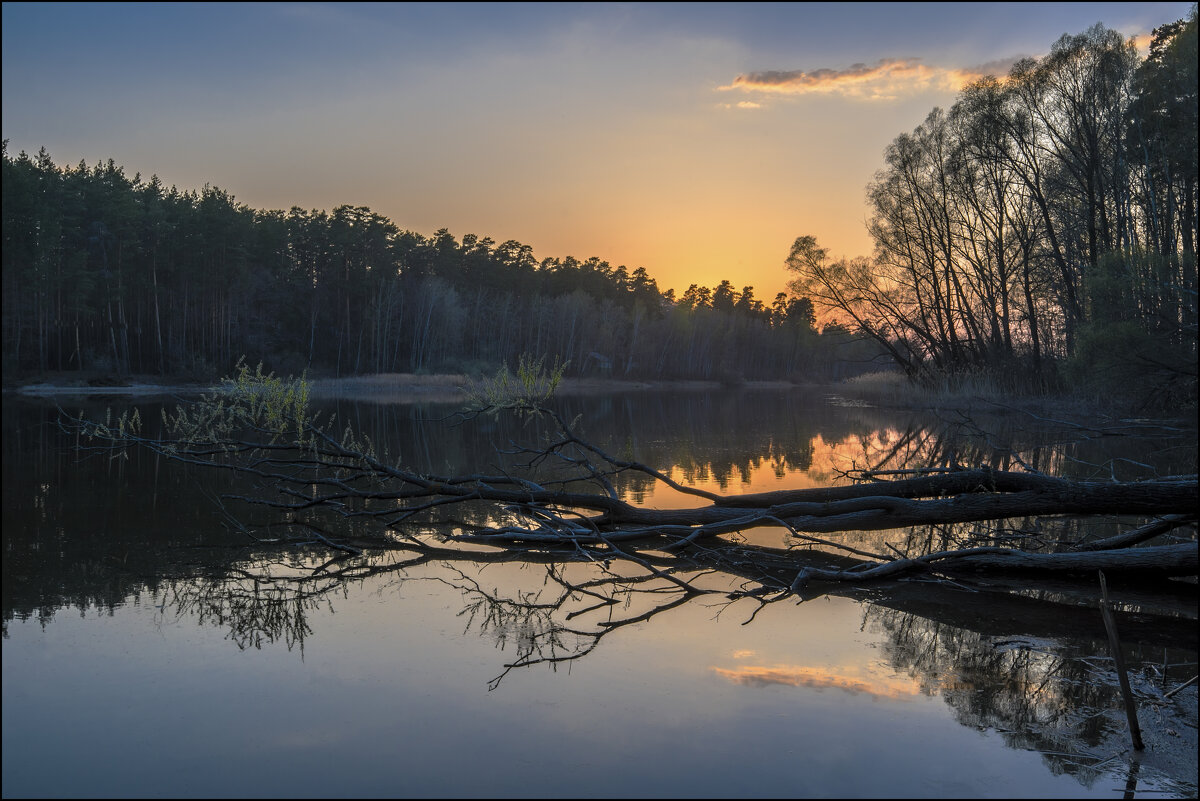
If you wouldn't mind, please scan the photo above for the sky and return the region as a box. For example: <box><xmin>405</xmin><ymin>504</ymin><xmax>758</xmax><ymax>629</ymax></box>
<box><xmin>3</xmin><ymin>2</ymin><xmax>1194</xmax><ymax>300</ymax></box>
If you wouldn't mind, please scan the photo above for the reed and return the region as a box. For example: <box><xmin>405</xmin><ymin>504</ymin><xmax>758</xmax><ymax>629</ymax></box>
<box><xmin>834</xmin><ymin>369</ymin><xmax>1112</xmax><ymax>417</ymax></box>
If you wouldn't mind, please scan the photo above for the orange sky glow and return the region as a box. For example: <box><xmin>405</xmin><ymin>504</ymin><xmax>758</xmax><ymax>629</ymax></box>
<box><xmin>2</xmin><ymin>3</ymin><xmax>1188</xmax><ymax>301</ymax></box>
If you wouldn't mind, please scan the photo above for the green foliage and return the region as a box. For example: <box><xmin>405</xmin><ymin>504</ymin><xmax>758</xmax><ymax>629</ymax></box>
<box><xmin>1083</xmin><ymin>251</ymin><xmax>1137</xmax><ymax>324</ymax></box>
<box><xmin>466</xmin><ymin>353</ymin><xmax>568</xmax><ymax>413</ymax></box>
<box><xmin>1065</xmin><ymin>320</ymin><xmax>1159</xmax><ymax>393</ymax></box>
<box><xmin>155</xmin><ymin>358</ymin><xmax>316</xmax><ymax>451</ymax></box>
<box><xmin>223</xmin><ymin>358</ymin><xmax>313</xmax><ymax>439</ymax></box>
<box><xmin>1067</xmin><ymin>250</ymin><xmax>1197</xmax><ymax>407</ymax></box>
<box><xmin>76</xmin><ymin>406</ymin><xmax>145</xmax><ymax>461</ymax></box>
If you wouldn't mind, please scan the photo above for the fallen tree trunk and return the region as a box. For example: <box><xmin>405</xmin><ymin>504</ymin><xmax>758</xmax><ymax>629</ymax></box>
<box><xmin>611</xmin><ymin>480</ymin><xmax>1198</xmax><ymax>534</ymax></box>
<box><xmin>677</xmin><ymin>537</ymin><xmax>1200</xmax><ymax>648</ymax></box>
<box><xmin>1072</xmin><ymin>513</ymin><xmax>1197</xmax><ymax>551</ymax></box>
<box><xmin>61</xmin><ymin>369</ymin><xmax>1199</xmax><ymax>593</ymax></box>
<box><xmin>715</xmin><ymin>468</ymin><xmax>1187</xmax><ymax>506</ymax></box>
<box><xmin>789</xmin><ymin>542</ymin><xmax>1199</xmax><ymax>594</ymax></box>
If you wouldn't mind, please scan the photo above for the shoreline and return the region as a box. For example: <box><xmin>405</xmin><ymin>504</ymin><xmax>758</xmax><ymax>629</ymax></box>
<box><xmin>7</xmin><ymin>371</ymin><xmax>1194</xmax><ymax>427</ymax></box>
<box><xmin>5</xmin><ymin>371</ymin><xmax>806</xmax><ymax>399</ymax></box>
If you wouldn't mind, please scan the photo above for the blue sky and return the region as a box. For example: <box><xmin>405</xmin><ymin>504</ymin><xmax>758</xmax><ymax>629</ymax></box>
<box><xmin>4</xmin><ymin>2</ymin><xmax>1193</xmax><ymax>298</ymax></box>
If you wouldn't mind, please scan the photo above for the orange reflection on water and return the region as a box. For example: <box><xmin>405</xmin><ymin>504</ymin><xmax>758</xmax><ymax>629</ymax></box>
<box><xmin>630</xmin><ymin>429</ymin><xmax>912</xmax><ymax>511</ymax></box>
<box><xmin>713</xmin><ymin>664</ymin><xmax>923</xmax><ymax>701</ymax></box>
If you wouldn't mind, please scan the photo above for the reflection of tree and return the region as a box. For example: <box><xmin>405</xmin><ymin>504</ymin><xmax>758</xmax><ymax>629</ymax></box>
<box><xmin>7</xmin><ymin>385</ymin><xmax>1196</xmax><ymax>795</ymax></box>
<box><xmin>148</xmin><ymin>532</ymin><xmax>1198</xmax><ymax>692</ymax></box>
<box><xmin>818</xmin><ymin>409</ymin><xmax>1196</xmax><ymax>483</ymax></box>
<box><xmin>17</xmin><ymin>440</ymin><xmax>1188</xmax><ymax>796</ymax></box>
<box><xmin>150</xmin><ymin>540</ymin><xmax>769</xmax><ymax>688</ymax></box>
<box><xmin>155</xmin><ymin>556</ymin><xmax>347</xmax><ymax>652</ymax></box>
<box><xmin>134</xmin><ymin>528</ymin><xmax>1197</xmax><ymax>791</ymax></box>
<box><xmin>313</xmin><ymin>389</ymin><xmax>831</xmax><ymax>503</ymax></box>
<box><xmin>866</xmin><ymin>604</ymin><xmax>1197</xmax><ymax>791</ymax></box>
<box><xmin>446</xmin><ymin>560</ymin><xmax>714</xmax><ymax>689</ymax></box>
<box><xmin>315</xmin><ymin>389</ymin><xmax>1195</xmax><ymax>499</ymax></box>
<box><xmin>83</xmin><ymin>403</ymin><xmax>1198</xmax><ymax>548</ymax></box>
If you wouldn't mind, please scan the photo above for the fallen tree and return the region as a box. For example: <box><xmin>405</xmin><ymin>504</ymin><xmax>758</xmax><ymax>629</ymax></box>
<box><xmin>788</xmin><ymin>542</ymin><xmax>1197</xmax><ymax>594</ymax></box>
<box><xmin>64</xmin><ymin>361</ymin><xmax>1199</xmax><ymax>591</ymax></box>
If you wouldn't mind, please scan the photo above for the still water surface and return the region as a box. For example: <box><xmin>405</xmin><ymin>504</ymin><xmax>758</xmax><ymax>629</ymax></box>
<box><xmin>3</xmin><ymin>388</ymin><xmax>1196</xmax><ymax>798</ymax></box>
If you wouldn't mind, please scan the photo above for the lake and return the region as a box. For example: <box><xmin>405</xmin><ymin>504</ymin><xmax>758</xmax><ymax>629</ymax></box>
<box><xmin>2</xmin><ymin>386</ymin><xmax>1196</xmax><ymax>798</ymax></box>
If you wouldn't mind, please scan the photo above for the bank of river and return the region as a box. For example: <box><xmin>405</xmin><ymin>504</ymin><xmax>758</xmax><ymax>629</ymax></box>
<box><xmin>6</xmin><ymin>371</ymin><xmax>802</xmax><ymax>401</ymax></box>
<box><xmin>10</xmin><ymin>369</ymin><xmax>1187</xmax><ymax>429</ymax></box>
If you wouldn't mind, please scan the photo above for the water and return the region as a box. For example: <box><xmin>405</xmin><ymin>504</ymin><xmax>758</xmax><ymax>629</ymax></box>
<box><xmin>3</xmin><ymin>388</ymin><xmax>1196</xmax><ymax>798</ymax></box>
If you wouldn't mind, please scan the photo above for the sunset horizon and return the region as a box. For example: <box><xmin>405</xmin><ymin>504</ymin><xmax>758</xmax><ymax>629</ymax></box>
<box><xmin>3</xmin><ymin>2</ymin><xmax>1190</xmax><ymax>300</ymax></box>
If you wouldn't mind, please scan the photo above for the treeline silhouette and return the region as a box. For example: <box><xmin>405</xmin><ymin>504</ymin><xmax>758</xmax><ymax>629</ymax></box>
<box><xmin>787</xmin><ymin>16</ymin><xmax>1197</xmax><ymax>407</ymax></box>
<box><xmin>1</xmin><ymin>144</ymin><xmax>881</xmax><ymax>382</ymax></box>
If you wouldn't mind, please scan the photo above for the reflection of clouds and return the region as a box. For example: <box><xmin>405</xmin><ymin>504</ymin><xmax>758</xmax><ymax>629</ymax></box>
<box><xmin>713</xmin><ymin>664</ymin><xmax>921</xmax><ymax>701</ymax></box>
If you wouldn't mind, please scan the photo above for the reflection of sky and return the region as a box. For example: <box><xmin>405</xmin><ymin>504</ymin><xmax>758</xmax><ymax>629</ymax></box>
<box><xmin>2</xmin><ymin>580</ymin><xmax>1116</xmax><ymax>797</ymax></box>
<box><xmin>3</xmin><ymin>3</ymin><xmax>1191</xmax><ymax>300</ymax></box>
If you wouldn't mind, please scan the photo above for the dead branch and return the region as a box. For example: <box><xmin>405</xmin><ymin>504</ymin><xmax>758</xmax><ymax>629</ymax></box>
<box><xmin>58</xmin><ymin>379</ymin><xmax>1198</xmax><ymax>597</ymax></box>
<box><xmin>790</xmin><ymin>542</ymin><xmax>1198</xmax><ymax>595</ymax></box>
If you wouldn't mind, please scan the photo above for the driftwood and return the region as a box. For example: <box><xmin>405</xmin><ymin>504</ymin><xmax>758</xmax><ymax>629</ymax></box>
<box><xmin>60</xmin><ymin>372</ymin><xmax>1199</xmax><ymax>594</ymax></box>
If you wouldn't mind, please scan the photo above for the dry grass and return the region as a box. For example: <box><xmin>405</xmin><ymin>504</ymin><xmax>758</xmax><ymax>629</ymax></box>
<box><xmin>838</xmin><ymin>370</ymin><xmax>1016</xmax><ymax>406</ymax></box>
<box><xmin>307</xmin><ymin>373</ymin><xmax>730</xmax><ymax>399</ymax></box>
<box><xmin>834</xmin><ymin>369</ymin><xmax>1118</xmax><ymax>419</ymax></box>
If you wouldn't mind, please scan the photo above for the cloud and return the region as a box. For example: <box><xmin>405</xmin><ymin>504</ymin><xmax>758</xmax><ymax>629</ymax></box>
<box><xmin>720</xmin><ymin>55</ymin><xmax>1029</xmax><ymax>101</ymax></box>
<box><xmin>954</xmin><ymin>56</ymin><xmax>1026</xmax><ymax>83</ymax></box>
<box><xmin>718</xmin><ymin>99</ymin><xmax>765</xmax><ymax>110</ymax></box>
